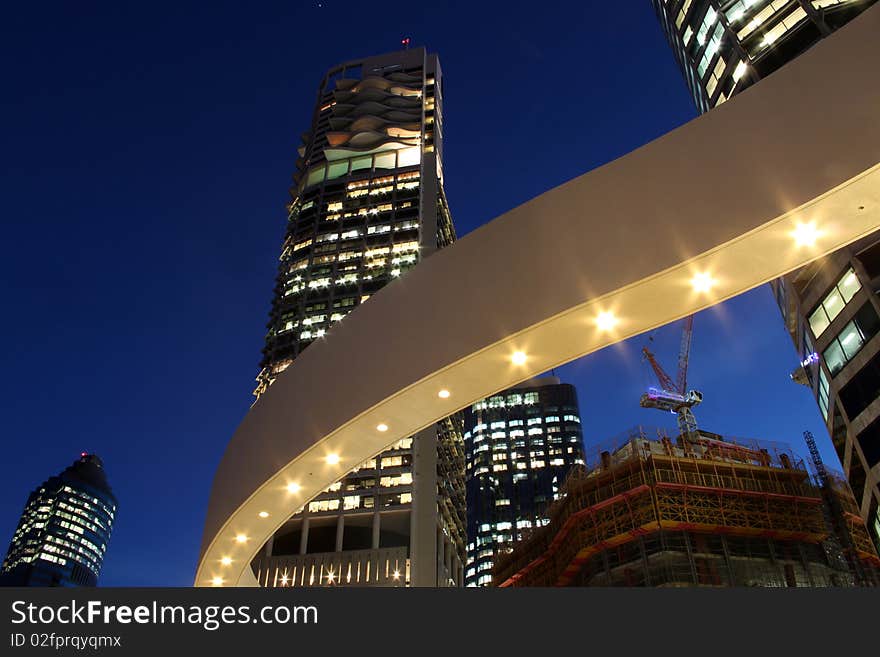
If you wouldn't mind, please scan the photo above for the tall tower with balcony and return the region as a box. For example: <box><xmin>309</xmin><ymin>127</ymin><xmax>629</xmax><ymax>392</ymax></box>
<box><xmin>250</xmin><ymin>47</ymin><xmax>464</xmax><ymax>587</ymax></box>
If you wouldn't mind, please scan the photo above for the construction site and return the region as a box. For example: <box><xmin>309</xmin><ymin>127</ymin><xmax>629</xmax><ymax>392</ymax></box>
<box><xmin>493</xmin><ymin>426</ymin><xmax>880</xmax><ymax>587</ymax></box>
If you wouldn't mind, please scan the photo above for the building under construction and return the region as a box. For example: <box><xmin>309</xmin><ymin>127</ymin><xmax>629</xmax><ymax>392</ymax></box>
<box><xmin>493</xmin><ymin>426</ymin><xmax>879</xmax><ymax>587</ymax></box>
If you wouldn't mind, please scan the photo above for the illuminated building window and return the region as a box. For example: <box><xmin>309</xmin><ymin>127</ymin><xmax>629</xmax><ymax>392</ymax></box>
<box><xmin>760</xmin><ymin>6</ymin><xmax>808</xmax><ymax>48</ymax></box>
<box><xmin>308</xmin><ymin>499</ymin><xmax>340</xmax><ymax>513</ymax></box>
<box><xmin>675</xmin><ymin>0</ymin><xmax>693</xmax><ymax>29</ymax></box>
<box><xmin>809</xmin><ymin>269</ymin><xmax>861</xmax><ymax>337</ymax></box>
<box><xmin>818</xmin><ymin>369</ymin><xmax>830</xmax><ymax>420</ymax></box>
<box><xmin>732</xmin><ymin>59</ymin><xmax>747</xmax><ymax>83</ymax></box>
<box><xmin>822</xmin><ymin>303</ymin><xmax>880</xmax><ymax>376</ymax></box>
<box><xmin>737</xmin><ymin>2</ymin><xmax>783</xmax><ymax>40</ymax></box>
<box><xmin>379</xmin><ymin>473</ymin><xmax>413</xmax><ymax>487</ymax></box>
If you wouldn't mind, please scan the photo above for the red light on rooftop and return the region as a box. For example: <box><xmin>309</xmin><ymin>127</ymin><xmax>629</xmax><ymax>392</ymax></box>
<box><xmin>80</xmin><ymin>452</ymin><xmax>88</xmax><ymax>458</ymax></box>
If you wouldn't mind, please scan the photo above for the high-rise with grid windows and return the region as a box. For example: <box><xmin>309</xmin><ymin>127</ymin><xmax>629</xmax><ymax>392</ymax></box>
<box><xmin>249</xmin><ymin>47</ymin><xmax>465</xmax><ymax>587</ymax></box>
<box><xmin>650</xmin><ymin>1</ymin><xmax>880</xmax><ymax>551</ymax></box>
<box><xmin>0</xmin><ymin>454</ymin><xmax>116</xmax><ymax>587</ymax></box>
<box><xmin>463</xmin><ymin>377</ymin><xmax>586</xmax><ymax>587</ymax></box>
<box><xmin>651</xmin><ymin>0</ymin><xmax>877</xmax><ymax>112</ymax></box>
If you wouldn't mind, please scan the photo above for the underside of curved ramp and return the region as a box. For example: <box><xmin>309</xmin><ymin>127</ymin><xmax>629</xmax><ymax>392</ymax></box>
<box><xmin>196</xmin><ymin>7</ymin><xmax>880</xmax><ymax>587</ymax></box>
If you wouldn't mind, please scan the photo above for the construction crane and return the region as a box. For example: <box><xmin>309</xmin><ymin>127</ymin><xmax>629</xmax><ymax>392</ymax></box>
<box><xmin>803</xmin><ymin>431</ymin><xmax>867</xmax><ymax>586</ymax></box>
<box><xmin>639</xmin><ymin>315</ymin><xmax>703</xmax><ymax>438</ymax></box>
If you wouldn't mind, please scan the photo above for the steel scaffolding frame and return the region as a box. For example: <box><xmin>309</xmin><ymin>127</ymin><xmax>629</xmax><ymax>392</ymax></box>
<box><xmin>494</xmin><ymin>427</ymin><xmax>880</xmax><ymax>587</ymax></box>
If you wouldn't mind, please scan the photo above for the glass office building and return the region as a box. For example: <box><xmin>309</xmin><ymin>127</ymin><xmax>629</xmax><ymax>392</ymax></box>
<box><xmin>0</xmin><ymin>454</ymin><xmax>116</xmax><ymax>587</ymax></box>
<box><xmin>463</xmin><ymin>377</ymin><xmax>586</xmax><ymax>586</ymax></box>
<box><xmin>250</xmin><ymin>47</ymin><xmax>465</xmax><ymax>587</ymax></box>
<box><xmin>650</xmin><ymin>0</ymin><xmax>876</xmax><ymax>112</ymax></box>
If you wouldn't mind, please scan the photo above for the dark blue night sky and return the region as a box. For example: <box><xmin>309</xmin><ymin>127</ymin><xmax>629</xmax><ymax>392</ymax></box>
<box><xmin>0</xmin><ymin>1</ymin><xmax>832</xmax><ymax>586</ymax></box>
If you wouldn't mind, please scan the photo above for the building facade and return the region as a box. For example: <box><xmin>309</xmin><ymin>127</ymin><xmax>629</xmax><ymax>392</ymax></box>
<box><xmin>493</xmin><ymin>426</ymin><xmax>879</xmax><ymax>587</ymax></box>
<box><xmin>250</xmin><ymin>47</ymin><xmax>465</xmax><ymax>587</ymax></box>
<box><xmin>463</xmin><ymin>377</ymin><xmax>586</xmax><ymax>587</ymax></box>
<box><xmin>0</xmin><ymin>454</ymin><xmax>116</xmax><ymax>587</ymax></box>
<box><xmin>650</xmin><ymin>0</ymin><xmax>880</xmax><ymax>551</ymax></box>
<box><xmin>773</xmin><ymin>243</ymin><xmax>880</xmax><ymax>551</ymax></box>
<box><xmin>650</xmin><ymin>0</ymin><xmax>877</xmax><ymax>112</ymax></box>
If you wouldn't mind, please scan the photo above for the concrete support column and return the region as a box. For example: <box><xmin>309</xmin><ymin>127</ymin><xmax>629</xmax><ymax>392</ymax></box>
<box><xmin>410</xmin><ymin>427</ymin><xmax>439</xmax><ymax>586</ymax></box>
<box><xmin>437</xmin><ymin>529</ymin><xmax>445</xmax><ymax>584</ymax></box>
<box><xmin>372</xmin><ymin>511</ymin><xmax>381</xmax><ymax>549</ymax></box>
<box><xmin>335</xmin><ymin>514</ymin><xmax>345</xmax><ymax>552</ymax></box>
<box><xmin>299</xmin><ymin>517</ymin><xmax>309</xmax><ymax>555</ymax></box>
<box><xmin>444</xmin><ymin>537</ymin><xmax>453</xmax><ymax>582</ymax></box>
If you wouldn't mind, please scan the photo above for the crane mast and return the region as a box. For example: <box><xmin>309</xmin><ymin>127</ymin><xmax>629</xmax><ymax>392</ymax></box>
<box><xmin>803</xmin><ymin>431</ymin><xmax>868</xmax><ymax>586</ymax></box>
<box><xmin>639</xmin><ymin>316</ymin><xmax>702</xmax><ymax>438</ymax></box>
<box><xmin>675</xmin><ymin>315</ymin><xmax>694</xmax><ymax>396</ymax></box>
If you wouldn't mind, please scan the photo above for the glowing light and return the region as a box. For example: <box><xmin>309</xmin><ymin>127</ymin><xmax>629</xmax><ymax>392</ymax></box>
<box><xmin>595</xmin><ymin>311</ymin><xmax>619</xmax><ymax>332</ymax></box>
<box><xmin>511</xmin><ymin>351</ymin><xmax>527</xmax><ymax>365</ymax></box>
<box><xmin>691</xmin><ymin>272</ymin><xmax>715</xmax><ymax>293</ymax></box>
<box><xmin>327</xmin><ymin>571</ymin><xmax>335</xmax><ymax>583</ymax></box>
<box><xmin>325</xmin><ymin>453</ymin><xmax>341</xmax><ymax>465</ymax></box>
<box><xmin>286</xmin><ymin>482</ymin><xmax>301</xmax><ymax>494</ymax></box>
<box><xmin>258</xmin><ymin>511</ymin><xmax>269</xmax><ymax>518</ymax></box>
<box><xmin>220</xmin><ymin>557</ymin><xmax>232</xmax><ymax>566</ymax></box>
<box><xmin>393</xmin><ymin>570</ymin><xmax>401</xmax><ymax>580</ymax></box>
<box><xmin>235</xmin><ymin>534</ymin><xmax>248</xmax><ymax>544</ymax></box>
<box><xmin>792</xmin><ymin>222</ymin><xmax>820</xmax><ymax>247</ymax></box>
<box><xmin>211</xmin><ymin>576</ymin><xmax>224</xmax><ymax>586</ymax></box>
<box><xmin>376</xmin><ymin>423</ymin><xmax>389</xmax><ymax>433</ymax></box>
<box><xmin>438</xmin><ymin>389</ymin><xmax>451</xmax><ymax>399</ymax></box>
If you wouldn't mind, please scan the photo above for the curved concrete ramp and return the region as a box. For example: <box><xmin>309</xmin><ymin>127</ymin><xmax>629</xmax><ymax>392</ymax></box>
<box><xmin>196</xmin><ymin>8</ymin><xmax>880</xmax><ymax>586</ymax></box>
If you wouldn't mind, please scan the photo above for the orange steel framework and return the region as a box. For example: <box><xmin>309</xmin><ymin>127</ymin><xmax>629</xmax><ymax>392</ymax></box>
<box><xmin>493</xmin><ymin>427</ymin><xmax>880</xmax><ymax>587</ymax></box>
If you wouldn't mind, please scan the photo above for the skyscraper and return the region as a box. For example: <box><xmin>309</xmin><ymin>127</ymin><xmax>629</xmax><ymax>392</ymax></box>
<box><xmin>464</xmin><ymin>377</ymin><xmax>586</xmax><ymax>586</ymax></box>
<box><xmin>1</xmin><ymin>454</ymin><xmax>116</xmax><ymax>587</ymax></box>
<box><xmin>650</xmin><ymin>0</ymin><xmax>876</xmax><ymax>112</ymax></box>
<box><xmin>249</xmin><ymin>47</ymin><xmax>465</xmax><ymax>587</ymax></box>
<box><xmin>650</xmin><ymin>1</ymin><xmax>880</xmax><ymax>552</ymax></box>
